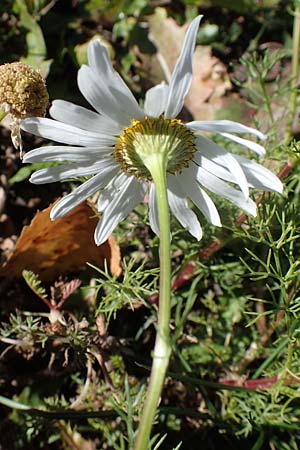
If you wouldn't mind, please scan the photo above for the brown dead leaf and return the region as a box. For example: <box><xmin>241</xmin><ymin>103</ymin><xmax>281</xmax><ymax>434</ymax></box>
<box><xmin>0</xmin><ymin>200</ymin><xmax>121</xmax><ymax>280</ymax></box>
<box><xmin>147</xmin><ymin>8</ymin><xmax>232</xmax><ymax>121</ymax></box>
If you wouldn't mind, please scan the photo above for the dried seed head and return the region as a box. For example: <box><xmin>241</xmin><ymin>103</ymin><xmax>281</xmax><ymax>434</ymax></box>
<box><xmin>0</xmin><ymin>62</ymin><xmax>48</xmax><ymax>119</ymax></box>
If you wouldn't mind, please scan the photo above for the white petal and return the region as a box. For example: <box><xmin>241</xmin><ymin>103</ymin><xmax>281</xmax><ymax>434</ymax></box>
<box><xmin>149</xmin><ymin>183</ymin><xmax>160</xmax><ymax>237</ymax></box>
<box><xmin>78</xmin><ymin>42</ymin><xmax>145</xmax><ymax>128</ymax></box>
<box><xmin>78</xmin><ymin>66</ymin><xmax>133</xmax><ymax>127</ymax></box>
<box><xmin>23</xmin><ymin>145</ymin><xmax>113</xmax><ymax>163</ymax></box>
<box><xmin>198</xmin><ymin>151</ymin><xmax>283</xmax><ymax>193</ymax></box>
<box><xmin>221</xmin><ymin>132</ymin><xmax>266</xmax><ymax>156</ymax></box>
<box><xmin>194</xmin><ymin>154</ymin><xmax>234</xmax><ymax>183</ymax></box>
<box><xmin>87</xmin><ymin>40</ymin><xmax>144</xmax><ymax>121</ymax></box>
<box><xmin>187</xmin><ymin>120</ymin><xmax>266</xmax><ymax>140</ymax></box>
<box><xmin>176</xmin><ymin>172</ymin><xmax>221</xmax><ymax>226</ymax></box>
<box><xmin>21</xmin><ymin>117</ymin><xmax>116</xmax><ymax>147</ymax></box>
<box><xmin>50</xmin><ymin>100</ymin><xmax>122</xmax><ymax>135</ymax></box>
<box><xmin>167</xmin><ymin>175</ymin><xmax>202</xmax><ymax>240</ymax></box>
<box><xmin>144</xmin><ymin>83</ymin><xmax>169</xmax><ymax>117</ymax></box>
<box><xmin>165</xmin><ymin>15</ymin><xmax>203</xmax><ymax>118</ymax></box>
<box><xmin>189</xmin><ymin>163</ymin><xmax>257</xmax><ymax>216</ymax></box>
<box><xmin>50</xmin><ymin>165</ymin><xmax>119</xmax><ymax>220</ymax></box>
<box><xmin>195</xmin><ymin>136</ymin><xmax>249</xmax><ymax>198</ymax></box>
<box><xmin>94</xmin><ymin>174</ymin><xmax>146</xmax><ymax>245</ymax></box>
<box><xmin>30</xmin><ymin>158</ymin><xmax>116</xmax><ymax>184</ymax></box>
<box><xmin>97</xmin><ymin>172</ymin><xmax>142</xmax><ymax>212</ymax></box>
<box><xmin>234</xmin><ymin>155</ymin><xmax>283</xmax><ymax>193</ymax></box>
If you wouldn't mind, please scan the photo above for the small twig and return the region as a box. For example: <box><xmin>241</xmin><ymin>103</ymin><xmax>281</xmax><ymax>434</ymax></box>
<box><xmin>38</xmin><ymin>0</ymin><xmax>58</xmax><ymax>17</ymax></box>
<box><xmin>150</xmin><ymin>0</ymin><xmax>171</xmax><ymax>6</ymax></box>
<box><xmin>221</xmin><ymin>374</ymin><xmax>279</xmax><ymax>390</ymax></box>
<box><xmin>92</xmin><ymin>351</ymin><xmax>115</xmax><ymax>391</ymax></box>
<box><xmin>70</xmin><ymin>358</ymin><xmax>93</xmax><ymax>409</ymax></box>
<box><xmin>222</xmin><ymin>368</ymin><xmax>300</xmax><ymax>390</ymax></box>
<box><xmin>48</xmin><ymin>352</ymin><xmax>56</xmax><ymax>371</ymax></box>
<box><xmin>233</xmin><ymin>342</ymin><xmax>259</xmax><ymax>373</ymax></box>
<box><xmin>56</xmin><ymin>421</ymin><xmax>82</xmax><ymax>450</ymax></box>
<box><xmin>85</xmin><ymin>278</ymin><xmax>98</xmax><ymax>308</ymax></box>
<box><xmin>0</xmin><ymin>344</ymin><xmax>14</xmax><ymax>359</ymax></box>
<box><xmin>260</xmin><ymin>286</ymin><xmax>296</xmax><ymax>345</ymax></box>
<box><xmin>96</xmin><ymin>314</ymin><xmax>107</xmax><ymax>338</ymax></box>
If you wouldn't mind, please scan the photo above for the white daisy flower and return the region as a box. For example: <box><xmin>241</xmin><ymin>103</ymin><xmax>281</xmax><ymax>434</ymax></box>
<box><xmin>21</xmin><ymin>15</ymin><xmax>282</xmax><ymax>245</ymax></box>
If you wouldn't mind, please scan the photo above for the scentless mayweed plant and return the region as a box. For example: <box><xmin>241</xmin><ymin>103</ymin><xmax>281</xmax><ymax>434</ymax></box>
<box><xmin>19</xmin><ymin>15</ymin><xmax>283</xmax><ymax>450</ymax></box>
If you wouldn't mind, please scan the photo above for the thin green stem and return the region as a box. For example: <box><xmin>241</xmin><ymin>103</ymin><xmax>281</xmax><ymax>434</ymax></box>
<box><xmin>286</xmin><ymin>339</ymin><xmax>295</xmax><ymax>372</ymax></box>
<box><xmin>259</xmin><ymin>77</ymin><xmax>275</xmax><ymax>125</ymax></box>
<box><xmin>134</xmin><ymin>155</ymin><xmax>172</xmax><ymax>450</ymax></box>
<box><xmin>252</xmin><ymin>337</ymin><xmax>288</xmax><ymax>379</ymax></box>
<box><xmin>284</xmin><ymin>320</ymin><xmax>299</xmax><ymax>373</ymax></box>
<box><xmin>285</xmin><ymin>4</ymin><xmax>300</xmax><ymax>142</ymax></box>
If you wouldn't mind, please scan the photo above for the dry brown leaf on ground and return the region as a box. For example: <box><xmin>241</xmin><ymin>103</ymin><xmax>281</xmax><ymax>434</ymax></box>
<box><xmin>147</xmin><ymin>8</ymin><xmax>232</xmax><ymax>121</ymax></box>
<box><xmin>0</xmin><ymin>200</ymin><xmax>121</xmax><ymax>280</ymax></box>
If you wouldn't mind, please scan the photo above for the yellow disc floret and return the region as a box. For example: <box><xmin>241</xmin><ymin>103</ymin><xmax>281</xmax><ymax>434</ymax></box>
<box><xmin>114</xmin><ymin>116</ymin><xmax>196</xmax><ymax>180</ymax></box>
<box><xmin>0</xmin><ymin>62</ymin><xmax>48</xmax><ymax>119</ymax></box>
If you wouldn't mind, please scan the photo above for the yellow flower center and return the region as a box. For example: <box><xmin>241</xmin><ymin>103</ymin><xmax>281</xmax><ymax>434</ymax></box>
<box><xmin>114</xmin><ymin>116</ymin><xmax>196</xmax><ymax>180</ymax></box>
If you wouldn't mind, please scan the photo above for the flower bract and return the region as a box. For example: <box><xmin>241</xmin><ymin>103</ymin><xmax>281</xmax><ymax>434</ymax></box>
<box><xmin>21</xmin><ymin>15</ymin><xmax>282</xmax><ymax>245</ymax></box>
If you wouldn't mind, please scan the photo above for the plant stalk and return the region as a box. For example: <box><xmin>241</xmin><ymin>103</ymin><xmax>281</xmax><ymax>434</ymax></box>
<box><xmin>285</xmin><ymin>3</ymin><xmax>300</xmax><ymax>142</ymax></box>
<box><xmin>134</xmin><ymin>155</ymin><xmax>172</xmax><ymax>450</ymax></box>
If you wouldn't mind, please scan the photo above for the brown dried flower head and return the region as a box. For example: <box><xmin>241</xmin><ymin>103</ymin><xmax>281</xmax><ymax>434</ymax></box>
<box><xmin>0</xmin><ymin>62</ymin><xmax>49</xmax><ymax>152</ymax></box>
<box><xmin>0</xmin><ymin>61</ymin><xmax>48</xmax><ymax>119</ymax></box>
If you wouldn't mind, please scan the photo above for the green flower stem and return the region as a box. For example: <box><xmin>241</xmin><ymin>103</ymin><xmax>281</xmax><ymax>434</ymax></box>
<box><xmin>134</xmin><ymin>154</ymin><xmax>172</xmax><ymax>450</ymax></box>
<box><xmin>286</xmin><ymin>3</ymin><xmax>300</xmax><ymax>142</ymax></box>
<box><xmin>259</xmin><ymin>75</ymin><xmax>275</xmax><ymax>125</ymax></box>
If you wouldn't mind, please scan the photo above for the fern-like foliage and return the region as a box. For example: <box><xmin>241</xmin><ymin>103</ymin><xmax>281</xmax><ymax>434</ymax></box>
<box><xmin>22</xmin><ymin>270</ymin><xmax>51</xmax><ymax>308</ymax></box>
